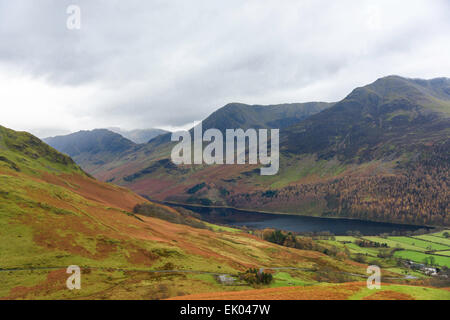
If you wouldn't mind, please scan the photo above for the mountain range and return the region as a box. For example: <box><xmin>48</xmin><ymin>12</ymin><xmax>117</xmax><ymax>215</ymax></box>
<box><xmin>43</xmin><ymin>76</ymin><xmax>450</xmax><ymax>226</ymax></box>
<box><xmin>107</xmin><ymin>127</ymin><xmax>169</xmax><ymax>144</ymax></box>
<box><xmin>1</xmin><ymin>76</ymin><xmax>450</xmax><ymax>299</ymax></box>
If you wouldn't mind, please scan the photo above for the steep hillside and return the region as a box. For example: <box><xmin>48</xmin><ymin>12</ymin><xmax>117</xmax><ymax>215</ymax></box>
<box><xmin>171</xmin><ymin>282</ymin><xmax>450</xmax><ymax>300</ymax></box>
<box><xmin>0</xmin><ymin>125</ymin><xmax>83</xmax><ymax>175</ymax></box>
<box><xmin>45</xmin><ymin>101</ymin><xmax>333</xmax><ymax>182</ymax></box>
<box><xmin>79</xmin><ymin>76</ymin><xmax>449</xmax><ymax>227</ymax></box>
<box><xmin>233</xmin><ymin>76</ymin><xmax>450</xmax><ymax>225</ymax></box>
<box><xmin>0</xmin><ymin>125</ymin><xmax>375</xmax><ymax>300</ymax></box>
<box><xmin>282</xmin><ymin>76</ymin><xmax>450</xmax><ymax>160</ymax></box>
<box><xmin>44</xmin><ymin>129</ymin><xmax>138</xmax><ymax>174</ymax></box>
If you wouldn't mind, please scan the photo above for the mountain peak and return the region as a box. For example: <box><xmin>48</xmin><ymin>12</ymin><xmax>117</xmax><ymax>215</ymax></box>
<box><xmin>343</xmin><ymin>76</ymin><xmax>450</xmax><ymax>115</ymax></box>
<box><xmin>282</xmin><ymin>75</ymin><xmax>450</xmax><ymax>160</ymax></box>
<box><xmin>0</xmin><ymin>125</ymin><xmax>83</xmax><ymax>174</ymax></box>
<box><xmin>107</xmin><ymin>127</ymin><xmax>169</xmax><ymax>144</ymax></box>
<box><xmin>44</xmin><ymin>129</ymin><xmax>135</xmax><ymax>158</ymax></box>
<box><xmin>201</xmin><ymin>101</ymin><xmax>333</xmax><ymax>132</ymax></box>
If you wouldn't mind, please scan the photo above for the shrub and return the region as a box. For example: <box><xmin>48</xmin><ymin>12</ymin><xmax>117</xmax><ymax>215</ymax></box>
<box><xmin>239</xmin><ymin>268</ymin><xmax>273</xmax><ymax>285</ymax></box>
<box><xmin>133</xmin><ymin>203</ymin><xmax>208</xmax><ymax>229</ymax></box>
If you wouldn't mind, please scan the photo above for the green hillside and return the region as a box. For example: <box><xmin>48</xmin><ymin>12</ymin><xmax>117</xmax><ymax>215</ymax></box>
<box><xmin>0</xmin><ymin>125</ymin><xmax>83</xmax><ymax>175</ymax></box>
<box><xmin>1</xmin><ymin>125</ymin><xmax>397</xmax><ymax>300</ymax></box>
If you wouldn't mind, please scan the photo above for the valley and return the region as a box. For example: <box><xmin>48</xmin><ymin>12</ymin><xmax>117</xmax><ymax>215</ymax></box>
<box><xmin>45</xmin><ymin>76</ymin><xmax>450</xmax><ymax>227</ymax></box>
<box><xmin>2</xmin><ymin>0</ymin><xmax>450</xmax><ymax>305</ymax></box>
<box><xmin>1</xmin><ymin>124</ymin><xmax>449</xmax><ymax>300</ymax></box>
<box><xmin>2</xmin><ymin>76</ymin><xmax>449</xmax><ymax>300</ymax></box>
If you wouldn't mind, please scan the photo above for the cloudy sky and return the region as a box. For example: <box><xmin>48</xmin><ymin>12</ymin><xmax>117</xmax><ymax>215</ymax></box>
<box><xmin>1</xmin><ymin>0</ymin><xmax>449</xmax><ymax>137</ymax></box>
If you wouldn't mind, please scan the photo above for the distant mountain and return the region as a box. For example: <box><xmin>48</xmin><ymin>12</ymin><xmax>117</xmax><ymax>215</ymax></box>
<box><xmin>231</xmin><ymin>76</ymin><xmax>450</xmax><ymax>225</ymax></box>
<box><xmin>107</xmin><ymin>127</ymin><xmax>168</xmax><ymax>144</ymax></box>
<box><xmin>200</xmin><ymin>102</ymin><xmax>333</xmax><ymax>132</ymax></box>
<box><xmin>44</xmin><ymin>129</ymin><xmax>136</xmax><ymax>156</ymax></box>
<box><xmin>44</xmin><ymin>102</ymin><xmax>333</xmax><ymax>176</ymax></box>
<box><xmin>146</xmin><ymin>101</ymin><xmax>333</xmax><ymax>147</ymax></box>
<box><xmin>81</xmin><ymin>76</ymin><xmax>449</xmax><ymax>227</ymax></box>
<box><xmin>43</xmin><ymin>129</ymin><xmax>137</xmax><ymax>174</ymax></box>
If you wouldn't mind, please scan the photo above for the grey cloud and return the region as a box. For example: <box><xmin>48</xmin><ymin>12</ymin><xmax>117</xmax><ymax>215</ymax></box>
<box><xmin>0</xmin><ymin>0</ymin><xmax>449</xmax><ymax>134</ymax></box>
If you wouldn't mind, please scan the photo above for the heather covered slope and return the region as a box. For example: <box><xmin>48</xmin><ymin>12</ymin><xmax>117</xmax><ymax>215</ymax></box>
<box><xmin>79</xmin><ymin>76</ymin><xmax>449</xmax><ymax>227</ymax></box>
<box><xmin>1</xmin><ymin>126</ymin><xmax>448</xmax><ymax>300</ymax></box>
<box><xmin>0</xmin><ymin>126</ymin><xmax>370</xmax><ymax>299</ymax></box>
<box><xmin>170</xmin><ymin>282</ymin><xmax>450</xmax><ymax>300</ymax></box>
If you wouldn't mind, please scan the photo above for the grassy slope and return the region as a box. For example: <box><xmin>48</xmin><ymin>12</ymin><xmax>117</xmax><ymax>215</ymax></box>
<box><xmin>1</xmin><ymin>125</ymin><xmax>377</xmax><ymax>300</ymax></box>
<box><xmin>171</xmin><ymin>282</ymin><xmax>450</xmax><ymax>300</ymax></box>
<box><xmin>172</xmin><ymin>228</ymin><xmax>450</xmax><ymax>300</ymax></box>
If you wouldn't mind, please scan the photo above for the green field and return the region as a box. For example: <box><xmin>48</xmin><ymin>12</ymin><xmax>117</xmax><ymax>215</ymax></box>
<box><xmin>335</xmin><ymin>236</ymin><xmax>358</xmax><ymax>242</ymax></box>
<box><xmin>435</xmin><ymin>251</ymin><xmax>450</xmax><ymax>257</ymax></box>
<box><xmin>413</xmin><ymin>235</ymin><xmax>450</xmax><ymax>247</ymax></box>
<box><xmin>270</xmin><ymin>272</ymin><xmax>315</xmax><ymax>288</ymax></box>
<box><xmin>389</xmin><ymin>237</ymin><xmax>450</xmax><ymax>251</ymax></box>
<box><xmin>359</xmin><ymin>231</ymin><xmax>450</xmax><ymax>268</ymax></box>
<box><xmin>393</xmin><ymin>250</ymin><xmax>450</xmax><ymax>267</ymax></box>
<box><xmin>431</xmin><ymin>230</ymin><xmax>450</xmax><ymax>238</ymax></box>
<box><xmin>324</xmin><ymin>230</ymin><xmax>450</xmax><ymax>270</ymax></box>
<box><xmin>362</xmin><ymin>237</ymin><xmax>427</xmax><ymax>252</ymax></box>
<box><xmin>203</xmin><ymin>222</ymin><xmax>240</xmax><ymax>233</ymax></box>
<box><xmin>344</xmin><ymin>243</ymin><xmax>379</xmax><ymax>256</ymax></box>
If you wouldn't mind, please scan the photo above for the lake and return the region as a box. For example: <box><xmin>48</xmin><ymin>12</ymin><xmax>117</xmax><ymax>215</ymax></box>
<box><xmin>163</xmin><ymin>202</ymin><xmax>430</xmax><ymax>236</ymax></box>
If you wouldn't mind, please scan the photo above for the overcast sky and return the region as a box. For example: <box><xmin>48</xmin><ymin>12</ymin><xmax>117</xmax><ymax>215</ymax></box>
<box><xmin>1</xmin><ymin>0</ymin><xmax>449</xmax><ymax>137</ymax></box>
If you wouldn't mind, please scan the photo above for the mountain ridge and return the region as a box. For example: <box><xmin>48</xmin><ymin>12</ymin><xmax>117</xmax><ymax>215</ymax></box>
<box><xmin>107</xmin><ymin>127</ymin><xmax>169</xmax><ymax>144</ymax></box>
<box><xmin>39</xmin><ymin>76</ymin><xmax>450</xmax><ymax>226</ymax></box>
<box><xmin>44</xmin><ymin>101</ymin><xmax>334</xmax><ymax>174</ymax></box>
<box><xmin>281</xmin><ymin>76</ymin><xmax>450</xmax><ymax>161</ymax></box>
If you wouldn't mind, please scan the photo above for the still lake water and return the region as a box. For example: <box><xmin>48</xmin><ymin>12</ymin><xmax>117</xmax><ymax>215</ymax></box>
<box><xmin>164</xmin><ymin>202</ymin><xmax>430</xmax><ymax>236</ymax></box>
